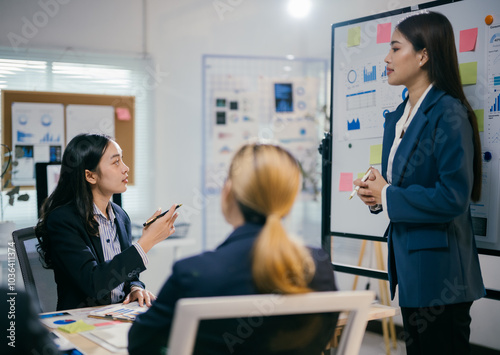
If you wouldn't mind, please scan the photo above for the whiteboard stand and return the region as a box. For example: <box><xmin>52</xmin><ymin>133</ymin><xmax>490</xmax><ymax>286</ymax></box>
<box><xmin>352</xmin><ymin>240</ymin><xmax>397</xmax><ymax>355</ymax></box>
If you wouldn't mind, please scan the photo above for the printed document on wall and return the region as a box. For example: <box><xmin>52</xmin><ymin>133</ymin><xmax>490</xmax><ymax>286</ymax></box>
<box><xmin>66</xmin><ymin>105</ymin><xmax>115</xmax><ymax>143</ymax></box>
<box><xmin>11</xmin><ymin>102</ymin><xmax>64</xmax><ymax>186</ymax></box>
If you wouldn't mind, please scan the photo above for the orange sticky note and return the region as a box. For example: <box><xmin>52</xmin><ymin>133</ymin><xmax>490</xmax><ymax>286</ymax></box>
<box><xmin>116</xmin><ymin>107</ymin><xmax>131</xmax><ymax>121</ymax></box>
<box><xmin>459</xmin><ymin>28</ymin><xmax>478</xmax><ymax>52</ymax></box>
<box><xmin>339</xmin><ymin>172</ymin><xmax>354</xmax><ymax>192</ymax></box>
<box><xmin>377</xmin><ymin>23</ymin><xmax>392</xmax><ymax>44</ymax></box>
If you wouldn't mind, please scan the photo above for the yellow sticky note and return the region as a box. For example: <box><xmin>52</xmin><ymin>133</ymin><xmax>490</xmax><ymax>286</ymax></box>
<box><xmin>369</xmin><ymin>144</ymin><xmax>383</xmax><ymax>165</ymax></box>
<box><xmin>58</xmin><ymin>320</ymin><xmax>95</xmax><ymax>334</ymax></box>
<box><xmin>357</xmin><ymin>172</ymin><xmax>366</xmax><ymax>179</ymax></box>
<box><xmin>459</xmin><ymin>62</ymin><xmax>477</xmax><ymax>85</ymax></box>
<box><xmin>348</xmin><ymin>27</ymin><xmax>361</xmax><ymax>47</ymax></box>
<box><xmin>474</xmin><ymin>109</ymin><xmax>484</xmax><ymax>132</ymax></box>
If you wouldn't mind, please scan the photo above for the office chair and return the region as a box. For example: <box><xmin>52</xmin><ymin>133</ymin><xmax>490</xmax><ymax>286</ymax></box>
<box><xmin>169</xmin><ymin>290</ymin><xmax>375</xmax><ymax>355</ymax></box>
<box><xmin>12</xmin><ymin>227</ymin><xmax>57</xmax><ymax>313</ymax></box>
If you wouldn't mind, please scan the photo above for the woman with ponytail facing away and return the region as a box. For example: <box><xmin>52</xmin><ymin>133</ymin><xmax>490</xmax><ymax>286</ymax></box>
<box><xmin>128</xmin><ymin>143</ymin><xmax>338</xmax><ymax>355</ymax></box>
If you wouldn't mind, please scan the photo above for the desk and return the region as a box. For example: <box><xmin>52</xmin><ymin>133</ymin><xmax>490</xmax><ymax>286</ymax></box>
<box><xmin>42</xmin><ymin>303</ymin><xmax>399</xmax><ymax>354</ymax></box>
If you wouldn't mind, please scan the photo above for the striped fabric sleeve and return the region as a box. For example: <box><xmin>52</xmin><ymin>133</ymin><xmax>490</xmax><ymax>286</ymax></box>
<box><xmin>133</xmin><ymin>242</ymin><xmax>149</xmax><ymax>266</ymax></box>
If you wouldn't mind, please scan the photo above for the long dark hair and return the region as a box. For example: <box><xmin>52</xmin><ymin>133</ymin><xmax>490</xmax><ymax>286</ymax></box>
<box><xmin>396</xmin><ymin>11</ymin><xmax>482</xmax><ymax>201</ymax></box>
<box><xmin>36</xmin><ymin>134</ymin><xmax>111</xmax><ymax>268</ymax></box>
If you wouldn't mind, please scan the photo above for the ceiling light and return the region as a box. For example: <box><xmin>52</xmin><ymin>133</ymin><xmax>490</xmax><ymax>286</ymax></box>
<box><xmin>287</xmin><ymin>0</ymin><xmax>312</xmax><ymax>19</ymax></box>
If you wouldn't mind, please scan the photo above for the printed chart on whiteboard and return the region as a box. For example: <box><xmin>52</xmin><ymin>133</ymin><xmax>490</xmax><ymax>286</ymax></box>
<box><xmin>336</xmin><ymin>56</ymin><xmax>403</xmax><ymax>142</ymax></box>
<box><xmin>11</xmin><ymin>102</ymin><xmax>64</xmax><ymax>186</ymax></box>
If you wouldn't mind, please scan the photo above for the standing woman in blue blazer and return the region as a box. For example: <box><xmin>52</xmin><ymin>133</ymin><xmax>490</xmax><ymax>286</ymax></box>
<box><xmin>128</xmin><ymin>143</ymin><xmax>337</xmax><ymax>355</ymax></box>
<box><xmin>36</xmin><ymin>133</ymin><xmax>178</xmax><ymax>310</ymax></box>
<box><xmin>354</xmin><ymin>12</ymin><xmax>485</xmax><ymax>355</ymax></box>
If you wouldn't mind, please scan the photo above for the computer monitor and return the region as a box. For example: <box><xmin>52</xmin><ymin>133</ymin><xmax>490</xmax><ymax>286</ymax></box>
<box><xmin>35</xmin><ymin>162</ymin><xmax>61</xmax><ymax>217</ymax></box>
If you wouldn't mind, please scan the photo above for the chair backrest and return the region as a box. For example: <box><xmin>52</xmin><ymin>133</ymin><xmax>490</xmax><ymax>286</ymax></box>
<box><xmin>12</xmin><ymin>227</ymin><xmax>57</xmax><ymax>313</ymax></box>
<box><xmin>169</xmin><ymin>290</ymin><xmax>375</xmax><ymax>355</ymax></box>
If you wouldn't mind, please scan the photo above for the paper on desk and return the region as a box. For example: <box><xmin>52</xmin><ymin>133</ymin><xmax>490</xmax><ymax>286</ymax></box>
<box><xmin>88</xmin><ymin>301</ymin><xmax>148</xmax><ymax>321</ymax></box>
<box><xmin>40</xmin><ymin>313</ymin><xmax>86</xmax><ymax>329</ymax></box>
<box><xmin>88</xmin><ymin>323</ymin><xmax>132</xmax><ymax>349</ymax></box>
<box><xmin>40</xmin><ymin>310</ymin><xmax>111</xmax><ymax>329</ymax></box>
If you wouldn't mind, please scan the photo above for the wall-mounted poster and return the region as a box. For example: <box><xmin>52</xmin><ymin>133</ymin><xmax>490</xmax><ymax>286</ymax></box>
<box><xmin>66</xmin><ymin>104</ymin><xmax>115</xmax><ymax>143</ymax></box>
<box><xmin>11</xmin><ymin>102</ymin><xmax>64</xmax><ymax>186</ymax></box>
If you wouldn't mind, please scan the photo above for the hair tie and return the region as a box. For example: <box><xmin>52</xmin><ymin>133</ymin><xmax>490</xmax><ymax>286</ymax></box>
<box><xmin>237</xmin><ymin>201</ymin><xmax>267</xmax><ymax>225</ymax></box>
<box><xmin>266</xmin><ymin>213</ymin><xmax>281</xmax><ymax>223</ymax></box>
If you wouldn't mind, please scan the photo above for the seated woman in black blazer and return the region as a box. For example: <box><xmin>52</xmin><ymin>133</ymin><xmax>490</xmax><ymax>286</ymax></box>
<box><xmin>128</xmin><ymin>143</ymin><xmax>338</xmax><ymax>355</ymax></box>
<box><xmin>36</xmin><ymin>133</ymin><xmax>178</xmax><ymax>310</ymax></box>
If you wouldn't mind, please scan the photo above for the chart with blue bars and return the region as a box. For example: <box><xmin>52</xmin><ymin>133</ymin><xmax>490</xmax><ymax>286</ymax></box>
<box><xmin>491</xmin><ymin>75</ymin><xmax>500</xmax><ymax>113</ymax></box>
<box><xmin>363</xmin><ymin>65</ymin><xmax>376</xmax><ymax>82</ymax></box>
<box><xmin>491</xmin><ymin>89</ymin><xmax>500</xmax><ymax>113</ymax></box>
<box><xmin>381</xmin><ymin>66</ymin><xmax>387</xmax><ymax>78</ymax></box>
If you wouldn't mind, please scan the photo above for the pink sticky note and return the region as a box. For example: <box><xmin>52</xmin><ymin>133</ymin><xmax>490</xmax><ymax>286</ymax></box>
<box><xmin>459</xmin><ymin>28</ymin><xmax>478</xmax><ymax>52</ymax></box>
<box><xmin>339</xmin><ymin>172</ymin><xmax>354</xmax><ymax>192</ymax></box>
<box><xmin>377</xmin><ymin>23</ymin><xmax>392</xmax><ymax>44</ymax></box>
<box><xmin>116</xmin><ymin>107</ymin><xmax>131</xmax><ymax>121</ymax></box>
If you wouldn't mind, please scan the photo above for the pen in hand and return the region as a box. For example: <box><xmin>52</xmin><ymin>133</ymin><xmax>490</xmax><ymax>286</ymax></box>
<box><xmin>349</xmin><ymin>167</ymin><xmax>373</xmax><ymax>200</ymax></box>
<box><xmin>143</xmin><ymin>204</ymin><xmax>182</xmax><ymax>227</ymax></box>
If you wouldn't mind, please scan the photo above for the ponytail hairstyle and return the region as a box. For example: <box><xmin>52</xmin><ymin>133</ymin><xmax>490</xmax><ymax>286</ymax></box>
<box><xmin>227</xmin><ymin>143</ymin><xmax>315</xmax><ymax>294</ymax></box>
<box><xmin>396</xmin><ymin>11</ymin><xmax>482</xmax><ymax>201</ymax></box>
<box><xmin>36</xmin><ymin>134</ymin><xmax>112</xmax><ymax>268</ymax></box>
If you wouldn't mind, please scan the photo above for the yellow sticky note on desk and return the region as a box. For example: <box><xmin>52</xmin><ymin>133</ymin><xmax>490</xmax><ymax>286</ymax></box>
<box><xmin>474</xmin><ymin>109</ymin><xmax>484</xmax><ymax>132</ymax></box>
<box><xmin>459</xmin><ymin>62</ymin><xmax>477</xmax><ymax>85</ymax></box>
<box><xmin>348</xmin><ymin>27</ymin><xmax>361</xmax><ymax>47</ymax></box>
<box><xmin>369</xmin><ymin>144</ymin><xmax>383</xmax><ymax>165</ymax></box>
<box><xmin>58</xmin><ymin>320</ymin><xmax>95</xmax><ymax>334</ymax></box>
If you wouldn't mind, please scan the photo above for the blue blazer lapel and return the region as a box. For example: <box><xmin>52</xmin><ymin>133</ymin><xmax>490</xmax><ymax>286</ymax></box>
<box><xmin>390</xmin><ymin>87</ymin><xmax>446</xmax><ymax>186</ymax></box>
<box><xmin>390</xmin><ymin>111</ymin><xmax>429</xmax><ymax>186</ymax></box>
<box><xmin>382</xmin><ymin>101</ymin><xmax>406</xmax><ymax>181</ymax></box>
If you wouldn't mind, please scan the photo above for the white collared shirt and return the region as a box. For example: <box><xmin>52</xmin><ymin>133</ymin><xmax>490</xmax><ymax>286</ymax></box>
<box><xmin>381</xmin><ymin>83</ymin><xmax>433</xmax><ymax>218</ymax></box>
<box><xmin>94</xmin><ymin>203</ymin><xmax>125</xmax><ymax>303</ymax></box>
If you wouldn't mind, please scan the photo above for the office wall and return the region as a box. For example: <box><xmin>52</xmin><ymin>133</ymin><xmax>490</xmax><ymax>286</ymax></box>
<box><xmin>145</xmin><ymin>0</ymin><xmax>431</xmax><ymax>259</ymax></box>
<box><xmin>0</xmin><ymin>0</ymin><xmax>143</xmax><ymax>53</ymax></box>
<box><xmin>1</xmin><ymin>0</ymin><xmax>499</xmax><ymax>351</ymax></box>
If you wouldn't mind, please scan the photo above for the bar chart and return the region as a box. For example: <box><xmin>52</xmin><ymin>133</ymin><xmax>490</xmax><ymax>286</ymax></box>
<box><xmin>490</xmin><ymin>90</ymin><xmax>500</xmax><ymax>113</ymax></box>
<box><xmin>363</xmin><ymin>65</ymin><xmax>376</xmax><ymax>82</ymax></box>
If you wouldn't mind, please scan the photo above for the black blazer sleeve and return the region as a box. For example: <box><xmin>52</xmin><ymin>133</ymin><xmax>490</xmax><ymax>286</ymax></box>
<box><xmin>47</xmin><ymin>204</ymin><xmax>146</xmax><ymax>309</ymax></box>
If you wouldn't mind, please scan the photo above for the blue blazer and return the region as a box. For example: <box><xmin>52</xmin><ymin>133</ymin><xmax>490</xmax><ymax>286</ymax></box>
<box><xmin>46</xmin><ymin>202</ymin><xmax>146</xmax><ymax>310</ymax></box>
<box><xmin>128</xmin><ymin>223</ymin><xmax>337</xmax><ymax>355</ymax></box>
<box><xmin>380</xmin><ymin>86</ymin><xmax>485</xmax><ymax>307</ymax></box>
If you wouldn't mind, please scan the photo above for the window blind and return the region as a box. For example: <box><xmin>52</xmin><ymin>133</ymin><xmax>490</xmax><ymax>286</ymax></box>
<box><xmin>0</xmin><ymin>47</ymin><xmax>154</xmax><ymax>228</ymax></box>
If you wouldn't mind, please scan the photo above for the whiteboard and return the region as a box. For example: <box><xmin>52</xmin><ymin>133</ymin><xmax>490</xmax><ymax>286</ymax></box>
<box><xmin>329</xmin><ymin>0</ymin><xmax>500</xmax><ymax>252</ymax></box>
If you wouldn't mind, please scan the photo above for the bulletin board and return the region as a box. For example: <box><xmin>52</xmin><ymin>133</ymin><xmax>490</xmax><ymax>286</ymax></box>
<box><xmin>324</xmin><ymin>0</ymin><xmax>500</xmax><ymax>259</ymax></box>
<box><xmin>201</xmin><ymin>54</ymin><xmax>328</xmax><ymax>251</ymax></box>
<box><xmin>1</xmin><ymin>90</ymin><xmax>135</xmax><ymax>186</ymax></box>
